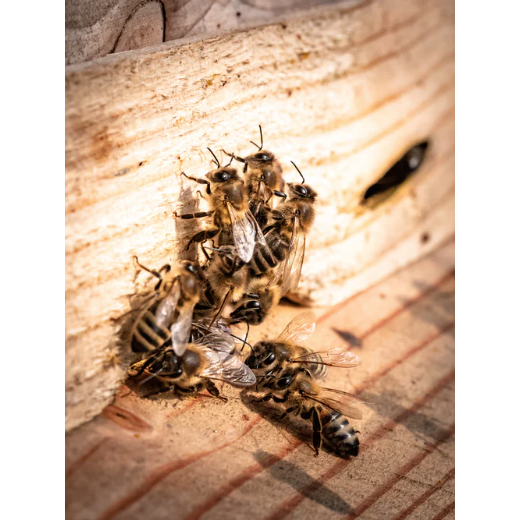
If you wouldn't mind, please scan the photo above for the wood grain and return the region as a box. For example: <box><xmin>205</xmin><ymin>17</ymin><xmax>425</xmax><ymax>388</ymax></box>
<box><xmin>65</xmin><ymin>0</ymin><xmax>356</xmax><ymax>65</ymax></box>
<box><xmin>66</xmin><ymin>240</ymin><xmax>455</xmax><ymax>519</ymax></box>
<box><xmin>65</xmin><ymin>0</ymin><xmax>455</xmax><ymax>430</ymax></box>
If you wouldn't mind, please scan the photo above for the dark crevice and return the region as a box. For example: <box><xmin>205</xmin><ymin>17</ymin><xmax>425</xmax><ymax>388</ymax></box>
<box><xmin>361</xmin><ymin>141</ymin><xmax>430</xmax><ymax>207</ymax></box>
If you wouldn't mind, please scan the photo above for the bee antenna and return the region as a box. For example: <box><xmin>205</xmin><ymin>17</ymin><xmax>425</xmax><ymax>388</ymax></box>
<box><xmin>240</xmin><ymin>321</ymin><xmax>252</xmax><ymax>354</ymax></box>
<box><xmin>138</xmin><ymin>366</ymin><xmax>165</xmax><ymax>386</ymax></box>
<box><xmin>250</xmin><ymin>125</ymin><xmax>263</xmax><ymax>150</ymax></box>
<box><xmin>225</xmin><ymin>151</ymin><xmax>235</xmax><ymax>167</ymax></box>
<box><xmin>207</xmin><ymin>147</ymin><xmax>220</xmax><ymax>168</ymax></box>
<box><xmin>290</xmin><ymin>161</ymin><xmax>305</xmax><ymax>184</ymax></box>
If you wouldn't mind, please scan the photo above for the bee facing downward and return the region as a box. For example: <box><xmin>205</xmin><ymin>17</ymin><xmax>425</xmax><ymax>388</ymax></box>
<box><xmin>130</xmin><ymin>257</ymin><xmax>205</xmax><ymax>356</ymax></box>
<box><xmin>175</xmin><ymin>148</ymin><xmax>266</xmax><ymax>263</ymax></box>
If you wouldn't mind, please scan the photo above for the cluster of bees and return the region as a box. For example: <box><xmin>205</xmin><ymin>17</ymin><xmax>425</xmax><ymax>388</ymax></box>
<box><xmin>125</xmin><ymin>127</ymin><xmax>363</xmax><ymax>458</ymax></box>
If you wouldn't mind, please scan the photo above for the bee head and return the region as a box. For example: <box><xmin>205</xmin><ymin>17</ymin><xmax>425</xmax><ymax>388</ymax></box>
<box><xmin>287</xmin><ymin>183</ymin><xmax>317</xmax><ymax>202</ymax></box>
<box><xmin>206</xmin><ymin>167</ymin><xmax>241</xmax><ymax>184</ymax></box>
<box><xmin>245</xmin><ymin>340</ymin><xmax>275</xmax><ymax>369</ymax></box>
<box><xmin>151</xmin><ymin>349</ymin><xmax>183</xmax><ymax>379</ymax></box>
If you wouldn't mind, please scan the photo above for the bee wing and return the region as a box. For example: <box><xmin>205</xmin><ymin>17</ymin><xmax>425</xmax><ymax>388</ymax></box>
<box><xmin>201</xmin><ymin>348</ymin><xmax>256</xmax><ymax>387</ymax></box>
<box><xmin>227</xmin><ymin>203</ymin><xmax>266</xmax><ymax>263</ymax></box>
<box><xmin>294</xmin><ymin>347</ymin><xmax>361</xmax><ymax>368</ymax></box>
<box><xmin>281</xmin><ymin>218</ymin><xmax>306</xmax><ymax>295</ymax></box>
<box><xmin>199</xmin><ymin>329</ymin><xmax>235</xmax><ymax>354</ymax></box>
<box><xmin>155</xmin><ymin>281</ymin><xmax>181</xmax><ymax>328</ymax></box>
<box><xmin>311</xmin><ymin>387</ymin><xmax>364</xmax><ymax>420</ymax></box>
<box><xmin>277</xmin><ymin>311</ymin><xmax>317</xmax><ymax>343</ymax></box>
<box><xmin>268</xmin><ymin>217</ymin><xmax>305</xmax><ymax>296</ymax></box>
<box><xmin>171</xmin><ymin>306</ymin><xmax>194</xmax><ymax>356</ymax></box>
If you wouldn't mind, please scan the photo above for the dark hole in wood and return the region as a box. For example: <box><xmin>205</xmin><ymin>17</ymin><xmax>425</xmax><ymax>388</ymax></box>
<box><xmin>361</xmin><ymin>141</ymin><xmax>429</xmax><ymax>206</ymax></box>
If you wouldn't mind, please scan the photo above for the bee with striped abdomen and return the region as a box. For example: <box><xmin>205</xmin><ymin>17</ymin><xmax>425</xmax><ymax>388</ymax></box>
<box><xmin>254</xmin><ymin>368</ymin><xmax>363</xmax><ymax>458</ymax></box>
<box><xmin>175</xmin><ymin>148</ymin><xmax>266</xmax><ymax>263</ymax></box>
<box><xmin>128</xmin><ymin>328</ymin><xmax>256</xmax><ymax>400</ymax></box>
<box><xmin>130</xmin><ymin>257</ymin><xmax>205</xmax><ymax>357</ymax></box>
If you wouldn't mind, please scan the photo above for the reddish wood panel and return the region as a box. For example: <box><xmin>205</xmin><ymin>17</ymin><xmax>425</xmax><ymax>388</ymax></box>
<box><xmin>66</xmin><ymin>238</ymin><xmax>455</xmax><ymax>519</ymax></box>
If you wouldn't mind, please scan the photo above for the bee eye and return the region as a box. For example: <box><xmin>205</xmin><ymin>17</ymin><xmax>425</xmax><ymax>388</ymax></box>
<box><xmin>214</xmin><ymin>171</ymin><xmax>230</xmax><ymax>182</ymax></box>
<box><xmin>254</xmin><ymin>153</ymin><xmax>270</xmax><ymax>161</ymax></box>
<box><xmin>276</xmin><ymin>376</ymin><xmax>292</xmax><ymax>389</ymax></box>
<box><xmin>295</xmin><ymin>185</ymin><xmax>308</xmax><ymax>197</ymax></box>
<box><xmin>265</xmin><ymin>352</ymin><xmax>276</xmax><ymax>364</ymax></box>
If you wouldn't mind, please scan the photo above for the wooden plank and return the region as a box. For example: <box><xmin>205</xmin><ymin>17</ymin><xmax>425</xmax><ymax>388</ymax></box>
<box><xmin>65</xmin><ymin>0</ymin><xmax>358</xmax><ymax>65</ymax></box>
<box><xmin>65</xmin><ymin>240</ymin><xmax>455</xmax><ymax>519</ymax></box>
<box><xmin>65</xmin><ymin>0</ymin><xmax>454</xmax><ymax>430</ymax></box>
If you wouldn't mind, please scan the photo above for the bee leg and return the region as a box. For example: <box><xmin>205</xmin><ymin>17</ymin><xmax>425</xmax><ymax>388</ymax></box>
<box><xmin>133</xmin><ymin>256</ymin><xmax>163</xmax><ymax>280</ymax></box>
<box><xmin>141</xmin><ymin>384</ymin><xmax>175</xmax><ymax>399</ymax></box>
<box><xmin>206</xmin><ymin>380</ymin><xmax>228</xmax><ymax>402</ymax></box>
<box><xmin>181</xmin><ymin>172</ymin><xmax>212</xmax><ymax>195</ymax></box>
<box><xmin>174</xmin><ymin>210</ymin><xmax>214</xmax><ymax>220</ymax></box>
<box><xmin>128</xmin><ymin>355</ymin><xmax>157</xmax><ymax>379</ymax></box>
<box><xmin>311</xmin><ymin>407</ymin><xmax>323</xmax><ymax>457</ymax></box>
<box><xmin>252</xmin><ymin>394</ymin><xmax>273</xmax><ymax>404</ymax></box>
<box><xmin>186</xmin><ymin>227</ymin><xmax>220</xmax><ymax>251</ymax></box>
<box><xmin>278</xmin><ymin>405</ymin><xmax>299</xmax><ymax>421</ymax></box>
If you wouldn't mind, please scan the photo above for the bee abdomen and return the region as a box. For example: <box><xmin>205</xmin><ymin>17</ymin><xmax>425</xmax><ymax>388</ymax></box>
<box><xmin>321</xmin><ymin>411</ymin><xmax>359</xmax><ymax>458</ymax></box>
<box><xmin>131</xmin><ymin>310</ymin><xmax>170</xmax><ymax>352</ymax></box>
<box><xmin>250</xmin><ymin>243</ymin><xmax>279</xmax><ymax>275</ymax></box>
<box><xmin>302</xmin><ymin>353</ymin><xmax>328</xmax><ymax>379</ymax></box>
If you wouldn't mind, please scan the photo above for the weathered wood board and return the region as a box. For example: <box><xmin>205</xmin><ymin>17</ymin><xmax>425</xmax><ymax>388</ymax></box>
<box><xmin>66</xmin><ymin>239</ymin><xmax>455</xmax><ymax>520</ymax></box>
<box><xmin>65</xmin><ymin>0</ymin><xmax>455</xmax><ymax>431</ymax></box>
<box><xmin>65</xmin><ymin>0</ymin><xmax>359</xmax><ymax>65</ymax></box>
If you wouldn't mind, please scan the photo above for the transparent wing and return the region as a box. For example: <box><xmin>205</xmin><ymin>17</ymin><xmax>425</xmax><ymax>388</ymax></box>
<box><xmin>281</xmin><ymin>218</ymin><xmax>305</xmax><ymax>295</ymax></box>
<box><xmin>171</xmin><ymin>306</ymin><xmax>193</xmax><ymax>356</ymax></box>
<box><xmin>294</xmin><ymin>347</ymin><xmax>361</xmax><ymax>368</ymax></box>
<box><xmin>277</xmin><ymin>311</ymin><xmax>317</xmax><ymax>343</ymax></box>
<box><xmin>227</xmin><ymin>203</ymin><xmax>265</xmax><ymax>263</ymax></box>
<box><xmin>200</xmin><ymin>348</ymin><xmax>256</xmax><ymax>386</ymax></box>
<box><xmin>155</xmin><ymin>282</ymin><xmax>180</xmax><ymax>328</ymax></box>
<box><xmin>199</xmin><ymin>329</ymin><xmax>235</xmax><ymax>354</ymax></box>
<box><xmin>268</xmin><ymin>216</ymin><xmax>305</xmax><ymax>296</ymax></box>
<box><xmin>310</xmin><ymin>387</ymin><xmax>364</xmax><ymax>420</ymax></box>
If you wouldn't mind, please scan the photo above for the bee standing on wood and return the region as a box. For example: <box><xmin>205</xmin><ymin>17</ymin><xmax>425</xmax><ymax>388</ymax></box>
<box><xmin>244</xmin><ymin>312</ymin><xmax>360</xmax><ymax>380</ymax></box>
<box><xmin>128</xmin><ymin>328</ymin><xmax>256</xmax><ymax>400</ymax></box>
<box><xmin>174</xmin><ymin>149</ymin><xmax>266</xmax><ymax>263</ymax></box>
<box><xmin>224</xmin><ymin>125</ymin><xmax>286</xmax><ymax>229</ymax></box>
<box><xmin>255</xmin><ymin>369</ymin><xmax>363</xmax><ymax>458</ymax></box>
<box><xmin>130</xmin><ymin>257</ymin><xmax>205</xmax><ymax>356</ymax></box>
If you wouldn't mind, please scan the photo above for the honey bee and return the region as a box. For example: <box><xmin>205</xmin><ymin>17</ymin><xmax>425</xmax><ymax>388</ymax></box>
<box><xmin>203</xmin><ymin>245</ymin><xmax>249</xmax><ymax>322</ymax></box>
<box><xmin>228</xmin><ymin>164</ymin><xmax>318</xmax><ymax>325</ymax></box>
<box><xmin>247</xmin><ymin>162</ymin><xmax>316</xmax><ymax>295</ymax></box>
<box><xmin>244</xmin><ymin>312</ymin><xmax>360</xmax><ymax>380</ymax></box>
<box><xmin>255</xmin><ymin>369</ymin><xmax>363</xmax><ymax>458</ymax></box>
<box><xmin>128</xmin><ymin>329</ymin><xmax>256</xmax><ymax>400</ymax></box>
<box><xmin>130</xmin><ymin>257</ymin><xmax>205</xmax><ymax>356</ymax></box>
<box><xmin>224</xmin><ymin>125</ymin><xmax>286</xmax><ymax>229</ymax></box>
<box><xmin>174</xmin><ymin>148</ymin><xmax>266</xmax><ymax>263</ymax></box>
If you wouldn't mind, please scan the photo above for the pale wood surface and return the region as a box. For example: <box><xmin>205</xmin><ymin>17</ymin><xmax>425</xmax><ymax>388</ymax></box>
<box><xmin>66</xmin><ymin>240</ymin><xmax>455</xmax><ymax>520</ymax></box>
<box><xmin>65</xmin><ymin>0</ymin><xmax>454</xmax><ymax>430</ymax></box>
<box><xmin>65</xmin><ymin>0</ymin><xmax>356</xmax><ymax>65</ymax></box>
